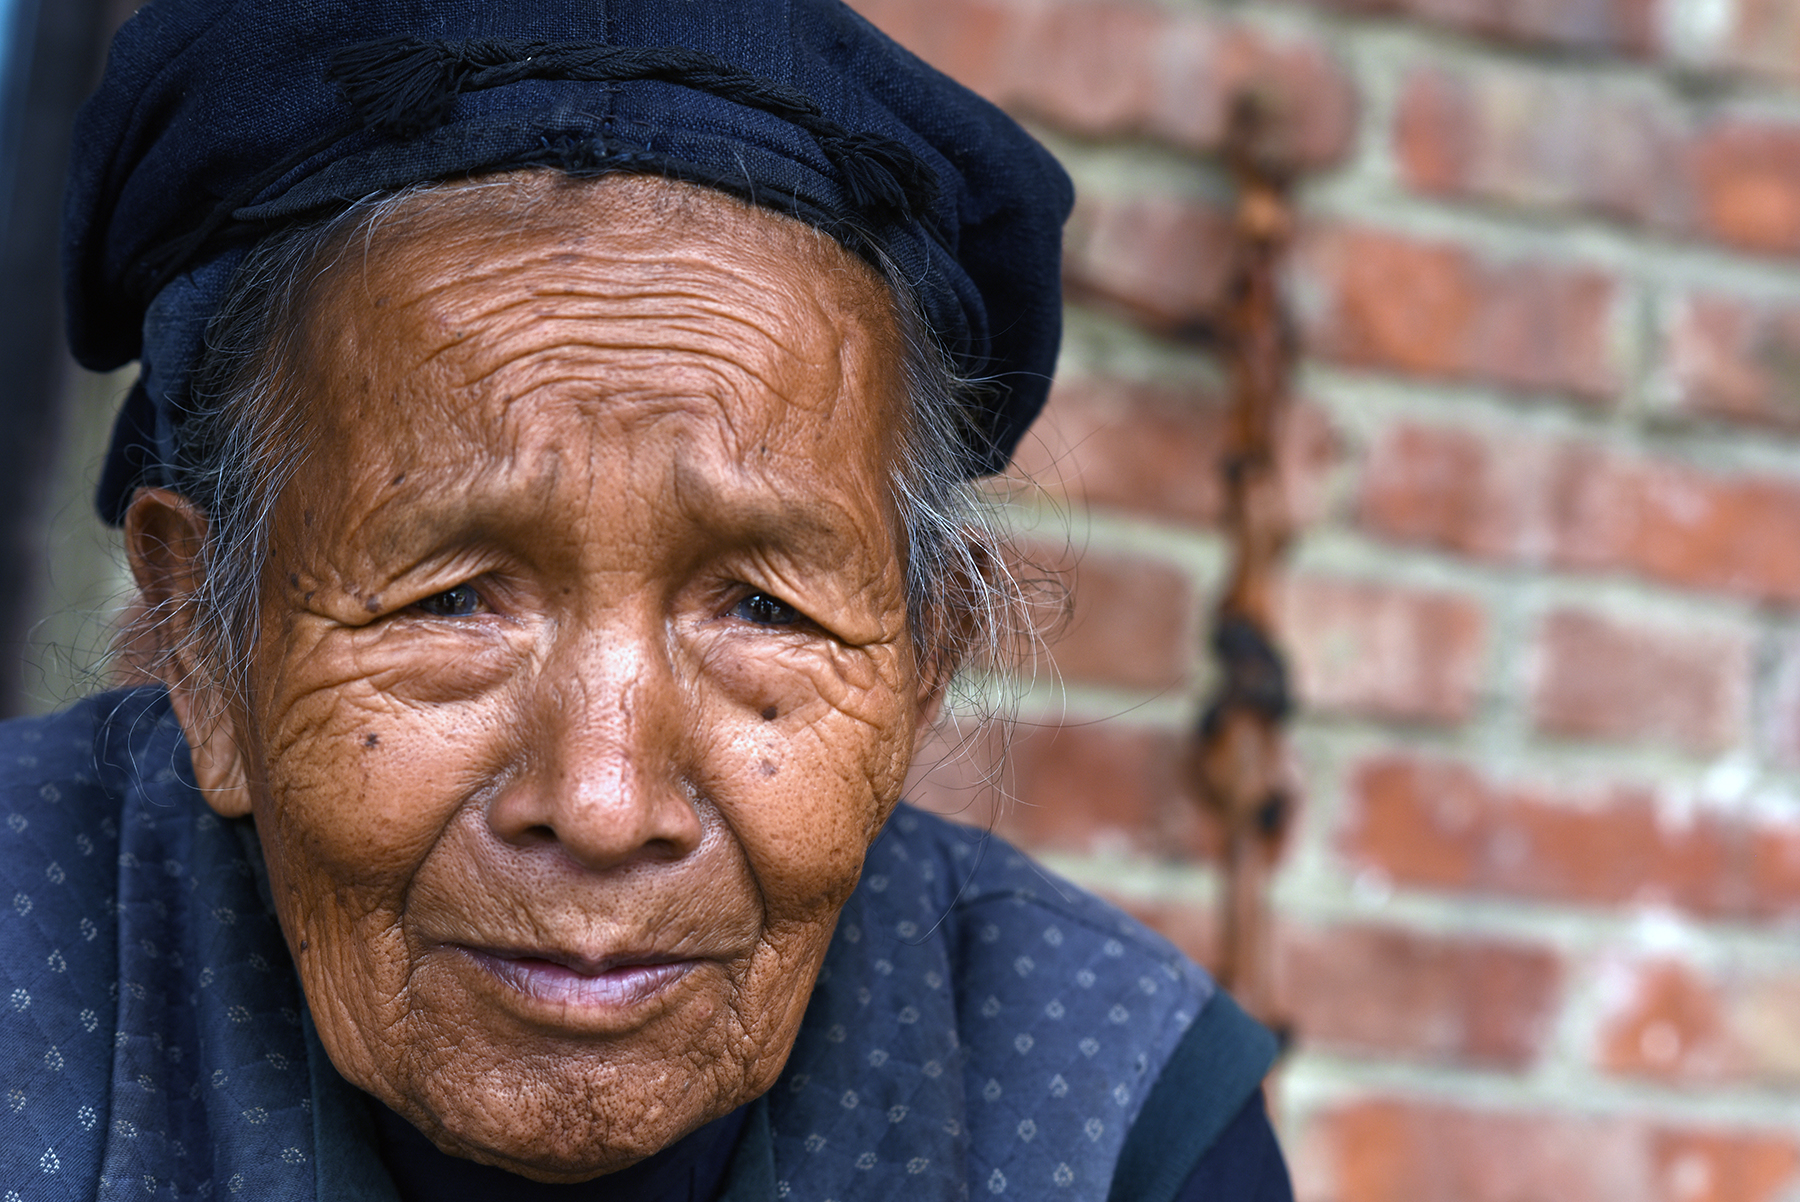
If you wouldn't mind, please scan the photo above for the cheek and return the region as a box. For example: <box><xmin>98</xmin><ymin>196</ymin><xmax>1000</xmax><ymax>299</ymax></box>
<box><xmin>250</xmin><ymin>627</ymin><xmax>525</xmax><ymax>901</ymax></box>
<box><xmin>693</xmin><ymin>636</ymin><xmax>918</xmax><ymax>918</ymax></box>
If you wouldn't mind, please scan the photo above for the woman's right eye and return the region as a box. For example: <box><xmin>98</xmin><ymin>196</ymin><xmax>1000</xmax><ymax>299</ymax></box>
<box><xmin>413</xmin><ymin>584</ymin><xmax>484</xmax><ymax>618</ymax></box>
<box><xmin>732</xmin><ymin>591</ymin><xmax>802</xmax><ymax>626</ymax></box>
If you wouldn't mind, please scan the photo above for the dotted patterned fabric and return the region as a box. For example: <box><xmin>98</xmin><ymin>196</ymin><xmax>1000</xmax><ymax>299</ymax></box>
<box><xmin>2</xmin><ymin>690</ymin><xmax>316</xmax><ymax>1201</ymax></box>
<box><xmin>2</xmin><ymin>691</ymin><xmax>1216</xmax><ymax>1200</ymax></box>
<box><xmin>768</xmin><ymin>811</ymin><xmax>1214</xmax><ymax>1199</ymax></box>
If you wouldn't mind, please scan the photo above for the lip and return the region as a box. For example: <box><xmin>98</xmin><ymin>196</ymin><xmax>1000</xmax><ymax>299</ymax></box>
<box><xmin>458</xmin><ymin>946</ymin><xmax>699</xmax><ymax>1011</ymax></box>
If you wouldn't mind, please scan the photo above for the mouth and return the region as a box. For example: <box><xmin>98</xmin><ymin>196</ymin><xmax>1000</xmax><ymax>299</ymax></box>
<box><xmin>457</xmin><ymin>946</ymin><xmax>699</xmax><ymax>1010</ymax></box>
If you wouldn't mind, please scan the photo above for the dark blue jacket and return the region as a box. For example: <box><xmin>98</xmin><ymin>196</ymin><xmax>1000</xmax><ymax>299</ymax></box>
<box><xmin>0</xmin><ymin>690</ymin><xmax>1279</xmax><ymax>1199</ymax></box>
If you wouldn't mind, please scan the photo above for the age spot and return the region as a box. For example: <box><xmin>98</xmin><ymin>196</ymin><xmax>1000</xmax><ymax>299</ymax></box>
<box><xmin>362</xmin><ymin>733</ymin><xmax>379</xmax><ymax>749</ymax></box>
<box><xmin>761</xmin><ymin>706</ymin><xmax>778</xmax><ymax>722</ymax></box>
<box><xmin>759</xmin><ymin>759</ymin><xmax>778</xmax><ymax>777</ymax></box>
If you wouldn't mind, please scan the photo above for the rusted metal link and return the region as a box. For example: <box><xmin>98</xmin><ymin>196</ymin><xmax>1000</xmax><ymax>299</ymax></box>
<box><xmin>1185</xmin><ymin>93</ymin><xmax>1300</xmax><ymax>1045</ymax></box>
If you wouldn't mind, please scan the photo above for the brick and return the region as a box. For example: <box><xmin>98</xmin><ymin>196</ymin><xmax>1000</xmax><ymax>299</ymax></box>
<box><xmin>846</xmin><ymin>0</ymin><xmax>1356</xmax><ymax>165</ymax></box>
<box><xmin>1665</xmin><ymin>292</ymin><xmax>1800</xmax><ymax>433</ymax></box>
<box><xmin>1278</xmin><ymin>576</ymin><xmax>1487</xmax><ymax>726</ymax></box>
<box><xmin>1749</xmin><ymin>820</ymin><xmax>1800</xmax><ymax>914</ymax></box>
<box><xmin>1690</xmin><ymin>121</ymin><xmax>1800</xmax><ymax>258</ymax></box>
<box><xmin>1013</xmin><ymin>376</ymin><xmax>1339</xmax><ymax>528</ymax></box>
<box><xmin>1391</xmin><ymin>63</ymin><xmax>1800</xmax><ymax>261</ymax></box>
<box><xmin>905</xmin><ymin>720</ymin><xmax>1219</xmax><ymax>861</ymax></box>
<box><xmin>1061</xmin><ymin>194</ymin><xmax>1236</xmax><ymax>330</ymax></box>
<box><xmin>1659</xmin><ymin>0</ymin><xmax>1800</xmax><ymax>89</ymax></box>
<box><xmin>1277</xmin><ymin>923</ymin><xmax>1560</xmax><ymax>1068</ymax></box>
<box><xmin>1041</xmin><ymin>548</ymin><xmax>1198</xmax><ymax>691</ymax></box>
<box><xmin>1652</xmin><ymin>1131</ymin><xmax>1800</xmax><ymax>1202</ymax></box>
<box><xmin>1597</xmin><ymin>957</ymin><xmax>1800</xmax><ymax>1087</ymax></box>
<box><xmin>1107</xmin><ymin>908</ymin><xmax>1564</xmax><ymax>1070</ymax></box>
<box><xmin>1597</xmin><ymin>959</ymin><xmax>1729</xmax><ymax>1079</ymax></box>
<box><xmin>1530</xmin><ymin>608</ymin><xmax>1751</xmax><ymax>754</ymax></box>
<box><xmin>1343</xmin><ymin>756</ymin><xmax>1767</xmax><ymax>916</ymax></box>
<box><xmin>1289</xmin><ymin>0</ymin><xmax>1655</xmax><ymax>55</ymax></box>
<box><xmin>1306</xmin><ymin>1100</ymin><xmax>1800</xmax><ymax>1202</ymax></box>
<box><xmin>1359</xmin><ymin>421</ymin><xmax>1800</xmax><ymax>604</ymax></box>
<box><xmin>1297</xmin><ymin>226</ymin><xmax>1621</xmax><ymax>402</ymax></box>
<box><xmin>1396</xmin><ymin>65</ymin><xmax>1685</xmax><ymax>230</ymax></box>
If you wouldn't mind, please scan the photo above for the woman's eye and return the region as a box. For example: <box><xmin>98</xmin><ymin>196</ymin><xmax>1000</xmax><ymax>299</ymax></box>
<box><xmin>413</xmin><ymin>584</ymin><xmax>484</xmax><ymax>618</ymax></box>
<box><xmin>733</xmin><ymin>592</ymin><xmax>801</xmax><ymax>626</ymax></box>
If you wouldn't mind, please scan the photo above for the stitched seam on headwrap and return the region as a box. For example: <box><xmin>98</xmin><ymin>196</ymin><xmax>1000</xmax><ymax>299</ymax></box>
<box><xmin>324</xmin><ymin>38</ymin><xmax>940</xmax><ymax>224</ymax></box>
<box><xmin>331</xmin><ymin>37</ymin><xmax>943</xmax><ymax>230</ymax></box>
<box><xmin>129</xmin><ymin>37</ymin><xmax>943</xmax><ymax>310</ymax></box>
<box><xmin>129</xmin><ymin>124</ymin><xmax>349</xmax><ymax>304</ymax></box>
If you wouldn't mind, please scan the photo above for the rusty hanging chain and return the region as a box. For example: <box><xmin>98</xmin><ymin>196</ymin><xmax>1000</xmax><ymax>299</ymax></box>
<box><xmin>1186</xmin><ymin>93</ymin><xmax>1299</xmax><ymax>1040</ymax></box>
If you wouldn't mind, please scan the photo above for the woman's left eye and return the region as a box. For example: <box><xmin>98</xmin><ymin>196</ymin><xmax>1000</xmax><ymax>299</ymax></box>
<box><xmin>413</xmin><ymin>584</ymin><xmax>484</xmax><ymax>618</ymax></box>
<box><xmin>732</xmin><ymin>592</ymin><xmax>801</xmax><ymax>626</ymax></box>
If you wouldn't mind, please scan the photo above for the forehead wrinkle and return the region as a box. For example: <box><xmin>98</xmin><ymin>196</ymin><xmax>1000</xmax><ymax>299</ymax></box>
<box><xmin>365</xmin><ymin>235</ymin><xmax>843</xmax><ymax>361</ymax></box>
<box><xmin>667</xmin><ymin>445</ymin><xmax>888</xmax><ymax>575</ymax></box>
<box><xmin>416</xmin><ymin>291</ymin><xmax>843</xmax><ymax>405</ymax></box>
<box><xmin>441</xmin><ymin>329</ymin><xmax>832</xmax><ymax>413</ymax></box>
<box><xmin>285</xmin><ymin>175</ymin><xmax>902</xmax><ymax>586</ymax></box>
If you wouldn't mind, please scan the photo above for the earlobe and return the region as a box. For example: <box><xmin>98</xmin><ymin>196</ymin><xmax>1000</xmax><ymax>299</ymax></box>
<box><xmin>122</xmin><ymin>487</ymin><xmax>254</xmax><ymax>819</ymax></box>
<box><xmin>168</xmin><ymin>689</ymin><xmax>254</xmax><ymax>818</ymax></box>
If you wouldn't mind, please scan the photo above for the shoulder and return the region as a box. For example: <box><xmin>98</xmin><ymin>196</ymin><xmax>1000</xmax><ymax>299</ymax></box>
<box><xmin>0</xmin><ymin>691</ymin><xmax>145</xmax><ymax>934</ymax></box>
<box><xmin>872</xmin><ymin>803</ymin><xmax>1214</xmax><ymax>1028</ymax></box>
<box><xmin>0</xmin><ymin>689</ymin><xmax>171</xmax><ymax>1190</ymax></box>
<box><xmin>829</xmin><ymin>805</ymin><xmax>1275</xmax><ymax>1198</ymax></box>
<box><xmin>0</xmin><ymin>688</ymin><xmax>175</xmax><ymax>904</ymax></box>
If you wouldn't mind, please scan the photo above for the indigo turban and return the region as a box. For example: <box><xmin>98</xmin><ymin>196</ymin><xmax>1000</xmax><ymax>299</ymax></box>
<box><xmin>64</xmin><ymin>0</ymin><xmax>1075</xmax><ymax>525</ymax></box>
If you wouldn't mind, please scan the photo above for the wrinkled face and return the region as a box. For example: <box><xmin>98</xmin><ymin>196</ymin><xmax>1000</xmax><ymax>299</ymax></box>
<box><xmin>221</xmin><ymin>176</ymin><xmax>929</xmax><ymax>1180</ymax></box>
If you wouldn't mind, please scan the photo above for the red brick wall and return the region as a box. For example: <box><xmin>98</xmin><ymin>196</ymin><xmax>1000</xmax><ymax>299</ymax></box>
<box><xmin>862</xmin><ymin>1</ymin><xmax>1800</xmax><ymax>1198</ymax></box>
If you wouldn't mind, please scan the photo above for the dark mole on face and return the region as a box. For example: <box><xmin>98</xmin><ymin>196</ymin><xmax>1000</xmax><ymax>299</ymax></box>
<box><xmin>289</xmin><ymin>573</ymin><xmax>300</xmax><ymax>588</ymax></box>
<box><xmin>364</xmin><ymin>596</ymin><xmax>382</xmax><ymax>613</ymax></box>
<box><xmin>758</xmin><ymin>759</ymin><xmax>778</xmax><ymax>777</ymax></box>
<box><xmin>363</xmin><ymin>733</ymin><xmax>379</xmax><ymax>749</ymax></box>
<box><xmin>761</xmin><ymin>706</ymin><xmax>778</xmax><ymax>722</ymax></box>
<box><xmin>391</xmin><ymin>472</ymin><xmax>405</xmax><ymax>486</ymax></box>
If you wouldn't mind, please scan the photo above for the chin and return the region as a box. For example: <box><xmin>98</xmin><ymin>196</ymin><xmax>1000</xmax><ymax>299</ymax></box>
<box><xmin>373</xmin><ymin>1029</ymin><xmax>750</xmax><ymax>1181</ymax></box>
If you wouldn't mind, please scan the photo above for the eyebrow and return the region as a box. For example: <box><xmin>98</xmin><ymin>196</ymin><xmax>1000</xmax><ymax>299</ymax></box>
<box><xmin>345</xmin><ymin>442</ymin><xmax>887</xmax><ymax>584</ymax></box>
<box><xmin>668</xmin><ymin>454</ymin><xmax>883</xmax><ymax>564</ymax></box>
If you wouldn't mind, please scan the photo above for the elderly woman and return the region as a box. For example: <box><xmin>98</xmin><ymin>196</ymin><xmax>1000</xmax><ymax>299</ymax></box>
<box><xmin>0</xmin><ymin>1</ymin><xmax>1288</xmax><ymax>1198</ymax></box>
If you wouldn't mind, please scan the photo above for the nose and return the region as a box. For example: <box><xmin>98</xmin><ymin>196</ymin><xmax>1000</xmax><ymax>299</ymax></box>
<box><xmin>485</xmin><ymin>635</ymin><xmax>704</xmax><ymax>871</ymax></box>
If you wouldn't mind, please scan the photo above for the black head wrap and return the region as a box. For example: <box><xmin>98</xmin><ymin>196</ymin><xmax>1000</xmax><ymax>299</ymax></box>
<box><xmin>64</xmin><ymin>0</ymin><xmax>1074</xmax><ymax>524</ymax></box>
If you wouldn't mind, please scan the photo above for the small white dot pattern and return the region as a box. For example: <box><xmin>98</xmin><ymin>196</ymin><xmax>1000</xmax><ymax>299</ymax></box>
<box><xmin>765</xmin><ymin>809</ymin><xmax>1213</xmax><ymax>1199</ymax></box>
<box><xmin>1</xmin><ymin>691</ymin><xmax>315</xmax><ymax>1200</ymax></box>
<box><xmin>1</xmin><ymin>691</ymin><xmax>1216</xmax><ymax>1200</ymax></box>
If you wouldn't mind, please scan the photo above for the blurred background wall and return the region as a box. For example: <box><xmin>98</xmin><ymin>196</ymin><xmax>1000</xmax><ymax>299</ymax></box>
<box><xmin>7</xmin><ymin>0</ymin><xmax>1800</xmax><ymax>1199</ymax></box>
<box><xmin>0</xmin><ymin>0</ymin><xmax>133</xmax><ymax>718</ymax></box>
<box><xmin>852</xmin><ymin>1</ymin><xmax>1800</xmax><ymax>1199</ymax></box>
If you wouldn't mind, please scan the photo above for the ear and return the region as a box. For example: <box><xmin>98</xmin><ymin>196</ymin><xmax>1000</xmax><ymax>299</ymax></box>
<box><xmin>123</xmin><ymin>488</ymin><xmax>254</xmax><ymax>819</ymax></box>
